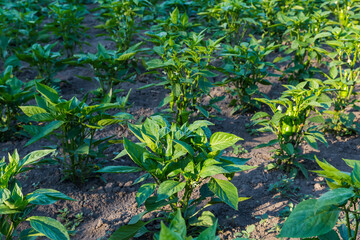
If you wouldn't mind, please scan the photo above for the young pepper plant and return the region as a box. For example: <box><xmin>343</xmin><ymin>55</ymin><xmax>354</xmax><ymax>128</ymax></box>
<box><xmin>158</xmin><ymin>209</ymin><xmax>218</xmax><ymax>240</ymax></box>
<box><xmin>0</xmin><ymin>149</ymin><xmax>75</xmax><ymax>240</ymax></box>
<box><xmin>321</xmin><ymin>26</ymin><xmax>360</xmax><ymax>135</ymax></box>
<box><xmin>74</xmin><ymin>42</ymin><xmax>147</xmax><ymax>103</ymax></box>
<box><xmin>277</xmin><ymin>11</ymin><xmax>330</xmax><ymax>83</ymax></box>
<box><xmin>279</xmin><ymin>157</ymin><xmax>360</xmax><ymax>240</ymax></box>
<box><xmin>220</xmin><ymin>37</ymin><xmax>280</xmax><ymax>114</ymax></box>
<box><xmin>251</xmin><ymin>79</ymin><xmax>331</xmax><ymax>176</ymax></box>
<box><xmin>95</xmin><ymin>0</ymin><xmax>153</xmax><ymax>51</ymax></box>
<box><xmin>0</xmin><ymin>65</ymin><xmax>34</xmax><ymax>141</ymax></box>
<box><xmin>0</xmin><ymin>4</ymin><xmax>44</xmax><ymax>51</ymax></box>
<box><xmin>198</xmin><ymin>0</ymin><xmax>262</xmax><ymax>44</ymax></box>
<box><xmin>98</xmin><ymin>116</ymin><xmax>255</xmax><ymax>238</ymax></box>
<box><xmin>44</xmin><ymin>2</ymin><xmax>89</xmax><ymax>57</ymax></box>
<box><xmin>145</xmin><ymin>30</ymin><xmax>223</xmax><ymax>125</ymax></box>
<box><xmin>16</xmin><ymin>43</ymin><xmax>63</xmax><ymax>85</ymax></box>
<box><xmin>20</xmin><ymin>82</ymin><xmax>133</xmax><ymax>184</ymax></box>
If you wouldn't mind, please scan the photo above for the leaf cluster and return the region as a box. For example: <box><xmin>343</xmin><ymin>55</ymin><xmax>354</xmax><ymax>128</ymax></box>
<box><xmin>0</xmin><ymin>66</ymin><xmax>34</xmax><ymax>141</ymax></box>
<box><xmin>98</xmin><ymin>115</ymin><xmax>255</xmax><ymax>238</ymax></box>
<box><xmin>279</xmin><ymin>157</ymin><xmax>360</xmax><ymax>240</ymax></box>
<box><xmin>251</xmin><ymin>79</ymin><xmax>331</xmax><ymax>175</ymax></box>
<box><xmin>20</xmin><ymin>82</ymin><xmax>133</xmax><ymax>183</ymax></box>
<box><xmin>0</xmin><ymin>149</ymin><xmax>74</xmax><ymax>240</ymax></box>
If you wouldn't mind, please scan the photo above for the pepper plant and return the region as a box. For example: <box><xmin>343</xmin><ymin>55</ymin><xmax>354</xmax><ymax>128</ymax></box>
<box><xmin>95</xmin><ymin>0</ymin><xmax>153</xmax><ymax>51</ymax></box>
<box><xmin>158</xmin><ymin>209</ymin><xmax>218</xmax><ymax>240</ymax></box>
<box><xmin>44</xmin><ymin>2</ymin><xmax>89</xmax><ymax>57</ymax></box>
<box><xmin>321</xmin><ymin>0</ymin><xmax>360</xmax><ymax>28</ymax></box>
<box><xmin>148</xmin><ymin>7</ymin><xmax>200</xmax><ymax>43</ymax></box>
<box><xmin>98</xmin><ymin>116</ymin><xmax>255</xmax><ymax>238</ymax></box>
<box><xmin>278</xmin><ymin>11</ymin><xmax>330</xmax><ymax>83</ymax></box>
<box><xmin>0</xmin><ymin>4</ymin><xmax>44</xmax><ymax>51</ymax></box>
<box><xmin>0</xmin><ymin>149</ymin><xmax>74</xmax><ymax>240</ymax></box>
<box><xmin>279</xmin><ymin>157</ymin><xmax>360</xmax><ymax>239</ymax></box>
<box><xmin>257</xmin><ymin>0</ymin><xmax>289</xmax><ymax>44</ymax></box>
<box><xmin>251</xmin><ymin>79</ymin><xmax>331</xmax><ymax>176</ymax></box>
<box><xmin>20</xmin><ymin>82</ymin><xmax>133</xmax><ymax>183</ymax></box>
<box><xmin>0</xmin><ymin>65</ymin><xmax>34</xmax><ymax>141</ymax></box>
<box><xmin>220</xmin><ymin>37</ymin><xmax>280</xmax><ymax>113</ymax></box>
<box><xmin>74</xmin><ymin>42</ymin><xmax>147</xmax><ymax>103</ymax></box>
<box><xmin>198</xmin><ymin>0</ymin><xmax>262</xmax><ymax>44</ymax></box>
<box><xmin>16</xmin><ymin>43</ymin><xmax>63</xmax><ymax>85</ymax></box>
<box><xmin>321</xmin><ymin>26</ymin><xmax>360</xmax><ymax>135</ymax></box>
<box><xmin>145</xmin><ymin>28</ymin><xmax>223</xmax><ymax>125</ymax></box>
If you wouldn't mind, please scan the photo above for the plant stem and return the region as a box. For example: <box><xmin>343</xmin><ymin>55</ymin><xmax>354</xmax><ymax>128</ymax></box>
<box><xmin>345</xmin><ymin>208</ymin><xmax>352</xmax><ymax>238</ymax></box>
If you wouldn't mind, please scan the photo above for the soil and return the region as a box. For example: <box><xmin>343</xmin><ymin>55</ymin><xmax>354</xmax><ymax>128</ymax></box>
<box><xmin>1</xmin><ymin>2</ymin><xmax>360</xmax><ymax>240</ymax></box>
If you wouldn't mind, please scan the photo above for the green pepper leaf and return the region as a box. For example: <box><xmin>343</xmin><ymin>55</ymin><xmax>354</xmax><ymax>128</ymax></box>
<box><xmin>136</xmin><ymin>183</ymin><xmax>157</xmax><ymax>207</ymax></box>
<box><xmin>210</xmin><ymin>132</ymin><xmax>242</xmax><ymax>151</ymax></box>
<box><xmin>27</xmin><ymin>216</ymin><xmax>70</xmax><ymax>240</ymax></box>
<box><xmin>208</xmin><ymin>178</ymin><xmax>238</xmax><ymax>210</ymax></box>
<box><xmin>157</xmin><ymin>181</ymin><xmax>186</xmax><ymax>201</ymax></box>
<box><xmin>278</xmin><ymin>199</ymin><xmax>340</xmax><ymax>238</ymax></box>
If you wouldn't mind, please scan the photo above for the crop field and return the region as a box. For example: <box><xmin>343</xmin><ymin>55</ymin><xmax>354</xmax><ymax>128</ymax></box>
<box><xmin>1</xmin><ymin>0</ymin><xmax>360</xmax><ymax>239</ymax></box>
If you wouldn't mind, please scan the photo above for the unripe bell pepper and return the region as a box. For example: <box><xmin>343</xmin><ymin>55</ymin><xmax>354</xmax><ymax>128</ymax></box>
<box><xmin>339</xmin><ymin>84</ymin><xmax>349</xmax><ymax>99</ymax></box>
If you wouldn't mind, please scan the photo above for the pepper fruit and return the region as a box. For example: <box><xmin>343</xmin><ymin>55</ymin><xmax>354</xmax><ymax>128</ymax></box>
<box><xmin>339</xmin><ymin>83</ymin><xmax>349</xmax><ymax>99</ymax></box>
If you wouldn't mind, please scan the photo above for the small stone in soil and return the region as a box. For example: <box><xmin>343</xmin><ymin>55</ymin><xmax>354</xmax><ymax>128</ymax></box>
<box><xmin>124</xmin><ymin>181</ymin><xmax>132</xmax><ymax>187</ymax></box>
<box><xmin>96</xmin><ymin>219</ymin><xmax>103</xmax><ymax>229</ymax></box>
<box><xmin>313</xmin><ymin>183</ymin><xmax>322</xmax><ymax>191</ymax></box>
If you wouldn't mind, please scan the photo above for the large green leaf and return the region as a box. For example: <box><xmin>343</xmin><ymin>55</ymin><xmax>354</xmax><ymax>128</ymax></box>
<box><xmin>188</xmin><ymin>120</ymin><xmax>214</xmax><ymax>131</ymax></box>
<box><xmin>27</xmin><ymin>189</ymin><xmax>75</xmax><ymax>205</ymax></box>
<box><xmin>21</xmin><ymin>149</ymin><xmax>56</xmax><ymax>167</ymax></box>
<box><xmin>343</xmin><ymin>159</ymin><xmax>360</xmax><ymax>169</ymax></box>
<box><xmin>25</xmin><ymin>121</ymin><xmax>64</xmax><ymax>147</ymax></box>
<box><xmin>304</xmin><ymin>134</ymin><xmax>318</xmax><ymax>149</ymax></box>
<box><xmin>123</xmin><ymin>138</ymin><xmax>146</xmax><ymax>167</ymax></box>
<box><xmin>197</xmin><ymin>219</ymin><xmax>218</xmax><ymax>240</ymax></box>
<box><xmin>157</xmin><ymin>180</ymin><xmax>186</xmax><ymax>201</ymax></box>
<box><xmin>0</xmin><ymin>204</ymin><xmax>20</xmax><ymax>214</ymax></box>
<box><xmin>35</xmin><ymin>82</ymin><xmax>59</xmax><ymax>103</ymax></box>
<box><xmin>20</xmin><ymin>106</ymin><xmax>47</xmax><ymax>117</ymax></box>
<box><xmin>313</xmin><ymin>158</ymin><xmax>351</xmax><ymax>183</ymax></box>
<box><xmin>117</xmin><ymin>52</ymin><xmax>137</xmax><ymax>61</ymax></box>
<box><xmin>74</xmin><ymin>144</ymin><xmax>90</xmax><ymax>155</ymax></box>
<box><xmin>318</xmin><ymin>230</ymin><xmax>341</xmax><ymax>240</ymax></box>
<box><xmin>190</xmin><ymin>211</ymin><xmax>216</xmax><ymax>227</ymax></box>
<box><xmin>351</xmin><ymin>163</ymin><xmax>360</xmax><ymax>187</ymax></box>
<box><xmin>173</xmin><ymin>140</ymin><xmax>194</xmax><ymax>156</ymax></box>
<box><xmin>170</xmin><ymin>7</ymin><xmax>179</xmax><ymax>24</ymax></box>
<box><xmin>136</xmin><ymin>183</ymin><xmax>157</xmax><ymax>206</ymax></box>
<box><xmin>199</xmin><ymin>162</ymin><xmax>256</xmax><ymax>178</ymax></box>
<box><xmin>97</xmin><ymin>166</ymin><xmax>142</xmax><ymax>173</ymax></box>
<box><xmin>278</xmin><ymin>199</ymin><xmax>340</xmax><ymax>238</ymax></box>
<box><xmin>199</xmin><ymin>165</ymin><xmax>227</xmax><ymax>178</ymax></box>
<box><xmin>0</xmin><ymin>188</ymin><xmax>11</xmax><ymax>204</ymax></box>
<box><xmin>169</xmin><ymin>209</ymin><xmax>187</xmax><ymax>238</ymax></box>
<box><xmin>316</xmin><ymin>188</ymin><xmax>354</xmax><ymax>209</ymax></box>
<box><xmin>97</xmin><ymin>119</ymin><xmax>126</xmax><ymax>126</ymax></box>
<box><xmin>19</xmin><ymin>228</ymin><xmax>45</xmax><ymax>240</ymax></box>
<box><xmin>29</xmin><ymin>113</ymin><xmax>54</xmax><ymax>122</ymax></box>
<box><xmin>109</xmin><ymin>221</ymin><xmax>146</xmax><ymax>240</ymax></box>
<box><xmin>145</xmin><ymin>196</ymin><xmax>178</xmax><ymax>212</ymax></box>
<box><xmin>208</xmin><ymin>178</ymin><xmax>238</xmax><ymax>210</ymax></box>
<box><xmin>159</xmin><ymin>222</ymin><xmax>182</xmax><ymax>240</ymax></box>
<box><xmin>209</xmin><ymin>132</ymin><xmax>242</xmax><ymax>151</ymax></box>
<box><xmin>28</xmin><ymin>216</ymin><xmax>70</xmax><ymax>240</ymax></box>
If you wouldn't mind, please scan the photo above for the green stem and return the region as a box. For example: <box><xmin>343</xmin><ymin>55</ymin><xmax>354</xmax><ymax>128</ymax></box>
<box><xmin>6</xmin><ymin>220</ymin><xmax>14</xmax><ymax>240</ymax></box>
<box><xmin>181</xmin><ymin>184</ymin><xmax>192</xmax><ymax>215</ymax></box>
<box><xmin>352</xmin><ymin>198</ymin><xmax>359</xmax><ymax>239</ymax></box>
<box><xmin>346</xmin><ymin>208</ymin><xmax>352</xmax><ymax>238</ymax></box>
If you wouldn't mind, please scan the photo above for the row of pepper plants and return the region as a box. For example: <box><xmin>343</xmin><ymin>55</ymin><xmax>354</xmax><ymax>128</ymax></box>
<box><xmin>1</xmin><ymin>0</ymin><xmax>360</xmax><ymax>239</ymax></box>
